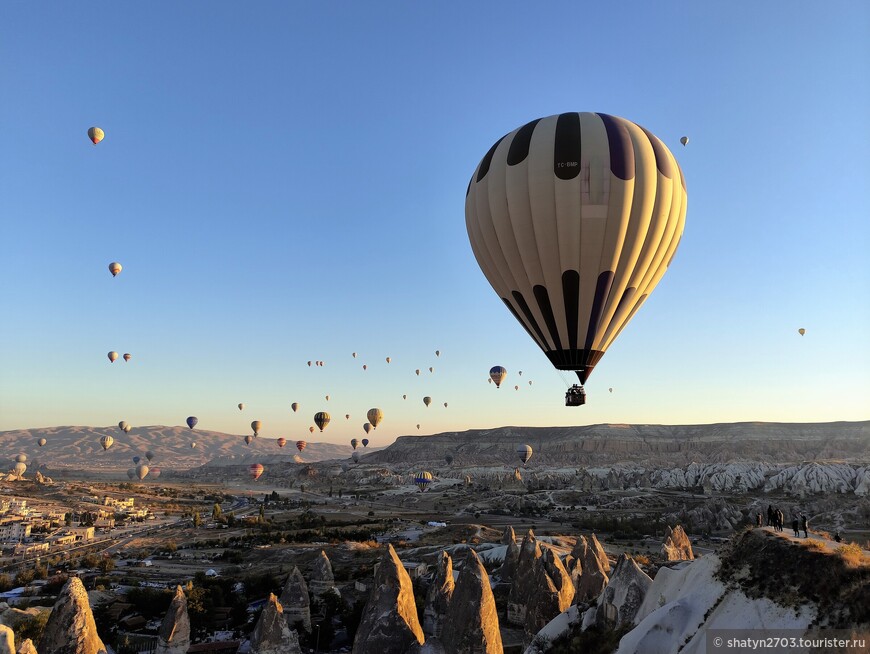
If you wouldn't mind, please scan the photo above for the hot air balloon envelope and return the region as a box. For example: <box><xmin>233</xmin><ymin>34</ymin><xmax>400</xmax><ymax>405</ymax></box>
<box><xmin>489</xmin><ymin>366</ymin><xmax>507</xmax><ymax>388</ymax></box>
<box><xmin>186</xmin><ymin>416</ymin><xmax>198</xmax><ymax>430</ymax></box>
<box><xmin>88</xmin><ymin>127</ymin><xmax>105</xmax><ymax>145</ymax></box>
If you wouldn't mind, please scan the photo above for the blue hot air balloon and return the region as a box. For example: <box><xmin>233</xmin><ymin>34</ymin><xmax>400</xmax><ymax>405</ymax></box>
<box><xmin>362</xmin><ymin>438</ymin><xmax>369</xmax><ymax>447</ymax></box>
<box><xmin>186</xmin><ymin>416</ymin><xmax>198</xmax><ymax>430</ymax></box>
<box><xmin>132</xmin><ymin>456</ymin><xmax>141</xmax><ymax>465</ymax></box>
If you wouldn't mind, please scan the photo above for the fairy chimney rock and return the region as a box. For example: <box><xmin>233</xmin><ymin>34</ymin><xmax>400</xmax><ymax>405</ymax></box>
<box><xmin>37</xmin><ymin>577</ymin><xmax>107</xmax><ymax>654</ymax></box>
<box><xmin>661</xmin><ymin>525</ymin><xmax>695</xmax><ymax>561</ymax></box>
<box><xmin>523</xmin><ymin>548</ymin><xmax>575</xmax><ymax>640</ymax></box>
<box><xmin>309</xmin><ymin>550</ymin><xmax>338</xmax><ymax>599</ymax></box>
<box><xmin>16</xmin><ymin>640</ymin><xmax>38</xmax><ymax>654</ymax></box>
<box><xmin>423</xmin><ymin>551</ymin><xmax>454</xmax><ymax>638</ymax></box>
<box><xmin>249</xmin><ymin>594</ymin><xmax>302</xmax><ymax>654</ymax></box>
<box><xmin>279</xmin><ymin>566</ymin><xmax>312</xmax><ymax>633</ymax></box>
<box><xmin>498</xmin><ymin>538</ymin><xmax>521</xmax><ymax>583</ymax></box>
<box><xmin>442</xmin><ymin>550</ymin><xmax>503</xmax><ymax>654</ymax></box>
<box><xmin>0</xmin><ymin>626</ymin><xmax>14</xmax><ymax>654</ymax></box>
<box><xmin>575</xmin><ymin>536</ymin><xmax>610</xmax><ymax>603</ymax></box>
<box><xmin>586</xmin><ymin>554</ymin><xmax>653</xmax><ymax>629</ymax></box>
<box><xmin>507</xmin><ymin>530</ymin><xmax>542</xmax><ymax>625</ymax></box>
<box><xmin>590</xmin><ymin>533</ymin><xmax>610</xmax><ymax>571</ymax></box>
<box><xmin>352</xmin><ymin>544</ymin><xmax>425</xmax><ymax>654</ymax></box>
<box><xmin>501</xmin><ymin>526</ymin><xmax>516</xmax><ymax>545</ymax></box>
<box><xmin>156</xmin><ymin>586</ymin><xmax>190</xmax><ymax>654</ymax></box>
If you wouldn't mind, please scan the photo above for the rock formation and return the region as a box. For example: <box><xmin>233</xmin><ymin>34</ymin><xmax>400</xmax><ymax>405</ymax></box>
<box><xmin>0</xmin><ymin>625</ymin><xmax>14</xmax><ymax>654</ymax></box>
<box><xmin>156</xmin><ymin>586</ymin><xmax>190</xmax><ymax>654</ymax></box>
<box><xmin>38</xmin><ymin>577</ymin><xmax>106</xmax><ymax>654</ymax></box>
<box><xmin>574</xmin><ymin>536</ymin><xmax>609</xmax><ymax>603</ymax></box>
<box><xmin>584</xmin><ymin>554</ymin><xmax>652</xmax><ymax>629</ymax></box>
<box><xmin>249</xmin><ymin>594</ymin><xmax>301</xmax><ymax>654</ymax></box>
<box><xmin>524</xmin><ymin>548</ymin><xmax>575</xmax><ymax>638</ymax></box>
<box><xmin>498</xmin><ymin>539</ymin><xmax>520</xmax><ymax>583</ymax></box>
<box><xmin>442</xmin><ymin>550</ymin><xmax>503</xmax><ymax>654</ymax></box>
<box><xmin>507</xmin><ymin>530</ymin><xmax>542</xmax><ymax>625</ymax></box>
<box><xmin>423</xmin><ymin>551</ymin><xmax>454</xmax><ymax>638</ymax></box>
<box><xmin>279</xmin><ymin>566</ymin><xmax>311</xmax><ymax>633</ymax></box>
<box><xmin>661</xmin><ymin>525</ymin><xmax>694</xmax><ymax>561</ymax></box>
<box><xmin>309</xmin><ymin>550</ymin><xmax>338</xmax><ymax>599</ymax></box>
<box><xmin>501</xmin><ymin>525</ymin><xmax>516</xmax><ymax>545</ymax></box>
<box><xmin>353</xmin><ymin>544</ymin><xmax>425</xmax><ymax>654</ymax></box>
<box><xmin>16</xmin><ymin>640</ymin><xmax>38</xmax><ymax>654</ymax></box>
<box><xmin>589</xmin><ymin>533</ymin><xmax>610</xmax><ymax>571</ymax></box>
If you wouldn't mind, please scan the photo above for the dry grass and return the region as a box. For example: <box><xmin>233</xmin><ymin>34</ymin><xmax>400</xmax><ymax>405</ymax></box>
<box><xmin>634</xmin><ymin>554</ymin><xmax>651</xmax><ymax>565</ymax></box>
<box><xmin>802</xmin><ymin>539</ymin><xmax>827</xmax><ymax>552</ymax></box>
<box><xmin>836</xmin><ymin>543</ymin><xmax>868</xmax><ymax>567</ymax></box>
<box><xmin>814</xmin><ymin>530</ymin><xmax>832</xmax><ymax>540</ymax></box>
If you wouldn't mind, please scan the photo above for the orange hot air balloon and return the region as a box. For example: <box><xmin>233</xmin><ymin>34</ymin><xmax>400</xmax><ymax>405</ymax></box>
<box><xmin>249</xmin><ymin>463</ymin><xmax>264</xmax><ymax>480</ymax></box>
<box><xmin>277</xmin><ymin>438</ymin><xmax>287</xmax><ymax>448</ymax></box>
<box><xmin>88</xmin><ymin>127</ymin><xmax>105</xmax><ymax>145</ymax></box>
<box><xmin>309</xmin><ymin>426</ymin><xmax>315</xmax><ymax>434</ymax></box>
<box><xmin>108</xmin><ymin>262</ymin><xmax>122</xmax><ymax>277</ymax></box>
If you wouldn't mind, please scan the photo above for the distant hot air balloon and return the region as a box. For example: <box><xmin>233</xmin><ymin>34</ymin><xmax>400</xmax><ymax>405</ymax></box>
<box><xmin>126</xmin><ymin>468</ymin><xmax>135</xmax><ymax>480</ymax></box>
<box><xmin>15</xmin><ymin>454</ymin><xmax>26</xmax><ymax>463</ymax></box>
<box><xmin>487</xmin><ymin>378</ymin><xmax>492</xmax><ymax>384</ymax></box>
<box><xmin>680</xmin><ymin>136</ymin><xmax>689</xmax><ymax>146</ymax></box>
<box><xmin>435</xmin><ymin>350</ymin><xmax>441</xmax><ymax>357</ymax></box>
<box><xmin>38</xmin><ymin>438</ymin><xmax>46</xmax><ymax>447</ymax></box>
<box><xmin>517</xmin><ymin>444</ymin><xmax>533</xmax><ymax>465</ymax></box>
<box><xmin>251</xmin><ymin>420</ymin><xmax>262</xmax><ymax>436</ymax></box>
<box><xmin>238</xmin><ymin>403</ymin><xmax>245</xmax><ymax>411</ymax></box>
<box><xmin>124</xmin><ymin>424</ymin><xmax>132</xmax><ymax>433</ymax></box>
<box><xmin>123</xmin><ymin>353</ymin><xmax>131</xmax><ymax>362</ymax></box>
<box><xmin>519</xmin><ymin>371</ymin><xmax>523</xmax><ymax>376</ymax></box>
<box><xmin>352</xmin><ymin>451</ymin><xmax>360</xmax><ymax>463</ymax></box>
<box><xmin>100</xmin><ymin>435</ymin><xmax>114</xmax><ymax>451</ymax></box>
<box><xmin>296</xmin><ymin>440</ymin><xmax>306</xmax><ymax>452</ymax></box>
<box><xmin>466</xmin><ymin>114</ymin><xmax>687</xmax><ymax>394</ymax></box>
<box><xmin>514</xmin><ymin>385</ymin><xmax>519</xmax><ymax>391</ymax></box>
<box><xmin>145</xmin><ymin>450</ymin><xmax>154</xmax><ymax>462</ymax></box>
<box><xmin>150</xmin><ymin>467</ymin><xmax>161</xmax><ymax>479</ymax></box>
<box><xmin>325</xmin><ymin>395</ymin><xmax>330</xmax><ymax>401</ymax></box>
<box><xmin>88</xmin><ymin>127</ymin><xmax>105</xmax><ymax>145</ymax></box>
<box><xmin>346</xmin><ymin>414</ymin><xmax>350</xmax><ymax>420</ymax></box>
<box><xmin>402</xmin><ymin>394</ymin><xmax>407</xmax><ymax>400</ymax></box>
<box><xmin>417</xmin><ymin>424</ymin><xmax>421</xmax><ymax>430</ymax></box>
<box><xmin>351</xmin><ymin>439</ymin><xmax>359</xmax><ymax>450</ymax></box>
<box><xmin>529</xmin><ymin>380</ymin><xmax>533</xmax><ymax>386</ymax></box>
<box><xmin>362</xmin><ymin>438</ymin><xmax>369</xmax><ymax>447</ymax></box>
<box><xmin>291</xmin><ymin>402</ymin><xmax>299</xmax><ymax>413</ymax></box>
<box><xmin>443</xmin><ymin>402</ymin><xmax>448</xmax><ymax>408</ymax></box>
<box><xmin>489</xmin><ymin>366</ymin><xmax>507</xmax><ymax>388</ymax></box>
<box><xmin>307</xmin><ymin>361</ymin><xmax>312</xmax><ymax>367</ymax></box>
<box><xmin>309</xmin><ymin>426</ymin><xmax>315</xmax><ymax>434</ymax></box>
<box><xmin>429</xmin><ymin>367</ymin><xmax>434</xmax><ymax>373</ymax></box>
<box><xmin>414</xmin><ymin>471</ymin><xmax>433</xmax><ymax>492</ymax></box>
<box><xmin>445</xmin><ymin>453</ymin><xmax>454</xmax><ymax>465</ymax></box>
<box><xmin>352</xmin><ymin>352</ymin><xmax>357</xmax><ymax>358</ymax></box>
<box><xmin>386</xmin><ymin>357</ymin><xmax>391</xmax><ymax>363</ymax></box>
<box><xmin>363</xmin><ymin>423</ymin><xmax>372</xmax><ymax>435</ymax></box>
<box><xmin>108</xmin><ymin>351</ymin><xmax>119</xmax><ymax>363</ymax></box>
<box><xmin>118</xmin><ymin>421</ymin><xmax>129</xmax><ymax>432</ymax></box>
<box><xmin>136</xmin><ymin>464</ymin><xmax>149</xmax><ymax>480</ymax></box>
<box><xmin>132</xmin><ymin>456</ymin><xmax>140</xmax><ymax>465</ymax></box>
<box><xmin>14</xmin><ymin>462</ymin><xmax>26</xmax><ymax>477</ymax></box>
<box><xmin>191</xmin><ymin>442</ymin><xmax>196</xmax><ymax>448</ymax></box>
<box><xmin>415</xmin><ymin>369</ymin><xmax>421</xmax><ymax>376</ymax></box>
<box><xmin>277</xmin><ymin>438</ymin><xmax>287</xmax><ymax>448</ymax></box>
<box><xmin>245</xmin><ymin>435</ymin><xmax>253</xmax><ymax>445</ymax></box>
<box><xmin>366</xmin><ymin>408</ymin><xmax>383</xmax><ymax>429</ymax></box>
<box><xmin>362</xmin><ymin>365</ymin><xmax>367</xmax><ymax>371</ymax></box>
<box><xmin>423</xmin><ymin>396</ymin><xmax>432</xmax><ymax>407</ymax></box>
<box><xmin>186</xmin><ymin>416</ymin><xmax>198</xmax><ymax>430</ymax></box>
<box><xmin>314</xmin><ymin>412</ymin><xmax>330</xmax><ymax>432</ymax></box>
<box><xmin>798</xmin><ymin>328</ymin><xmax>806</xmax><ymax>336</ymax></box>
<box><xmin>249</xmin><ymin>463</ymin><xmax>264</xmax><ymax>481</ymax></box>
<box><xmin>609</xmin><ymin>387</ymin><xmax>613</xmax><ymax>393</ymax></box>
<box><xmin>108</xmin><ymin>262</ymin><xmax>121</xmax><ymax>277</ymax></box>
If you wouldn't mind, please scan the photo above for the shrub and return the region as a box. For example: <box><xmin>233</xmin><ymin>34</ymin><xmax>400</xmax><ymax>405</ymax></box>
<box><xmin>634</xmin><ymin>554</ymin><xmax>651</xmax><ymax>565</ymax></box>
<box><xmin>803</xmin><ymin>540</ymin><xmax>827</xmax><ymax>552</ymax></box>
<box><xmin>836</xmin><ymin>543</ymin><xmax>866</xmax><ymax>567</ymax></box>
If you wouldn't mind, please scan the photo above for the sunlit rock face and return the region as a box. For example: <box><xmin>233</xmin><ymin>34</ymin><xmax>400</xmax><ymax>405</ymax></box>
<box><xmin>507</xmin><ymin>530</ymin><xmax>542</xmax><ymax>626</ymax></box>
<box><xmin>16</xmin><ymin>639</ymin><xmax>39</xmax><ymax>654</ymax></box>
<box><xmin>661</xmin><ymin>525</ymin><xmax>694</xmax><ymax>561</ymax></box>
<box><xmin>249</xmin><ymin>594</ymin><xmax>301</xmax><ymax>654</ymax></box>
<box><xmin>442</xmin><ymin>550</ymin><xmax>503</xmax><ymax>654</ymax></box>
<box><xmin>38</xmin><ymin>578</ymin><xmax>107</xmax><ymax>654</ymax></box>
<box><xmin>309</xmin><ymin>549</ymin><xmax>338</xmax><ymax>599</ymax></box>
<box><xmin>524</xmin><ymin>548</ymin><xmax>575</xmax><ymax>640</ymax></box>
<box><xmin>574</xmin><ymin>536</ymin><xmax>610</xmax><ymax>604</ymax></box>
<box><xmin>156</xmin><ymin>586</ymin><xmax>190</xmax><ymax>654</ymax></box>
<box><xmin>279</xmin><ymin>566</ymin><xmax>312</xmax><ymax>633</ymax></box>
<box><xmin>352</xmin><ymin>544</ymin><xmax>425</xmax><ymax>654</ymax></box>
<box><xmin>423</xmin><ymin>551</ymin><xmax>454</xmax><ymax>639</ymax></box>
<box><xmin>0</xmin><ymin>625</ymin><xmax>14</xmax><ymax>654</ymax></box>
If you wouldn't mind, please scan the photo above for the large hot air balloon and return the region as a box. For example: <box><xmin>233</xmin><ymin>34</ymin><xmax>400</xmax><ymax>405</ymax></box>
<box><xmin>489</xmin><ymin>366</ymin><xmax>507</xmax><ymax>388</ymax></box>
<box><xmin>314</xmin><ymin>412</ymin><xmax>330</xmax><ymax>432</ymax></box>
<box><xmin>100</xmin><ymin>435</ymin><xmax>114</xmax><ymax>451</ymax></box>
<box><xmin>798</xmin><ymin>328</ymin><xmax>806</xmax><ymax>336</ymax></box>
<box><xmin>363</xmin><ymin>423</ymin><xmax>372</xmax><ymax>435</ymax></box>
<box><xmin>88</xmin><ymin>127</ymin><xmax>105</xmax><ymax>145</ymax></box>
<box><xmin>108</xmin><ymin>351</ymin><xmax>119</xmax><ymax>363</ymax></box>
<box><xmin>249</xmin><ymin>463</ymin><xmax>264</xmax><ymax>481</ymax></box>
<box><xmin>118</xmin><ymin>421</ymin><xmax>129</xmax><ymax>432</ymax></box>
<box><xmin>414</xmin><ymin>471</ymin><xmax>433</xmax><ymax>492</ymax></box>
<box><xmin>517</xmin><ymin>444</ymin><xmax>533</xmax><ymax>465</ymax></box>
<box><xmin>123</xmin><ymin>353</ymin><xmax>131</xmax><ymax>362</ymax></box>
<box><xmin>245</xmin><ymin>435</ymin><xmax>253</xmax><ymax>445</ymax></box>
<box><xmin>466</xmin><ymin>113</ymin><xmax>687</xmax><ymax>402</ymax></box>
<box><xmin>251</xmin><ymin>421</ymin><xmax>262</xmax><ymax>436</ymax></box>
<box><xmin>186</xmin><ymin>416</ymin><xmax>198</xmax><ymax>430</ymax></box>
<box><xmin>291</xmin><ymin>402</ymin><xmax>299</xmax><ymax>413</ymax></box>
<box><xmin>361</xmin><ymin>438</ymin><xmax>369</xmax><ymax>447</ymax></box>
<box><xmin>277</xmin><ymin>438</ymin><xmax>287</xmax><ymax>448</ymax></box>
<box><xmin>296</xmin><ymin>440</ymin><xmax>306</xmax><ymax>452</ymax></box>
<box><xmin>38</xmin><ymin>438</ymin><xmax>46</xmax><ymax>447</ymax></box>
<box><xmin>445</xmin><ymin>453</ymin><xmax>454</xmax><ymax>465</ymax></box>
<box><xmin>351</xmin><ymin>451</ymin><xmax>360</xmax><ymax>463</ymax></box>
<box><xmin>135</xmin><ymin>464</ymin><xmax>149</xmax><ymax>480</ymax></box>
<box><xmin>366</xmin><ymin>408</ymin><xmax>383</xmax><ymax>429</ymax></box>
<box><xmin>423</xmin><ymin>396</ymin><xmax>432</xmax><ymax>407</ymax></box>
<box><xmin>680</xmin><ymin>136</ymin><xmax>689</xmax><ymax>146</ymax></box>
<box><xmin>514</xmin><ymin>385</ymin><xmax>519</xmax><ymax>391</ymax></box>
<box><xmin>145</xmin><ymin>450</ymin><xmax>154</xmax><ymax>462</ymax></box>
<box><xmin>350</xmin><ymin>439</ymin><xmax>359</xmax><ymax>450</ymax></box>
<box><xmin>238</xmin><ymin>403</ymin><xmax>245</xmax><ymax>411</ymax></box>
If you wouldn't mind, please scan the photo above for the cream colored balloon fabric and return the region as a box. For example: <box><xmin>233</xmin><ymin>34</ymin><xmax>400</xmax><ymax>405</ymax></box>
<box><xmin>465</xmin><ymin>112</ymin><xmax>686</xmax><ymax>383</ymax></box>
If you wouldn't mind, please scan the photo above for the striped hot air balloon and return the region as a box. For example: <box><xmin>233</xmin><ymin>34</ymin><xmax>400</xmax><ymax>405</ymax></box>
<box><xmin>414</xmin><ymin>471</ymin><xmax>433</xmax><ymax>492</ymax></box>
<box><xmin>249</xmin><ymin>463</ymin><xmax>264</xmax><ymax>480</ymax></box>
<box><xmin>517</xmin><ymin>444</ymin><xmax>533</xmax><ymax>465</ymax></box>
<box><xmin>489</xmin><ymin>366</ymin><xmax>507</xmax><ymax>388</ymax></box>
<box><xmin>296</xmin><ymin>440</ymin><xmax>306</xmax><ymax>452</ymax></box>
<box><xmin>277</xmin><ymin>438</ymin><xmax>287</xmax><ymax>448</ymax></box>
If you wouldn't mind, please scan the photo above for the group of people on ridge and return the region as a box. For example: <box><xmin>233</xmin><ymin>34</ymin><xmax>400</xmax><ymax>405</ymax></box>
<box><xmin>755</xmin><ymin>505</ymin><xmax>808</xmax><ymax>538</ymax></box>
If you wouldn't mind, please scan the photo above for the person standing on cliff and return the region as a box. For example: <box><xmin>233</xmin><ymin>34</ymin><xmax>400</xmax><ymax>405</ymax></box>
<box><xmin>791</xmin><ymin>516</ymin><xmax>799</xmax><ymax>537</ymax></box>
<box><xmin>800</xmin><ymin>513</ymin><xmax>808</xmax><ymax>538</ymax></box>
<box><xmin>756</xmin><ymin>512</ymin><xmax>763</xmax><ymax>527</ymax></box>
<box><xmin>767</xmin><ymin>505</ymin><xmax>774</xmax><ymax>527</ymax></box>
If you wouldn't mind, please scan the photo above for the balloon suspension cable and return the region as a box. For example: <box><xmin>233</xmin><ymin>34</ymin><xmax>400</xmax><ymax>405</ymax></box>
<box><xmin>555</xmin><ymin>369</ymin><xmax>573</xmax><ymax>389</ymax></box>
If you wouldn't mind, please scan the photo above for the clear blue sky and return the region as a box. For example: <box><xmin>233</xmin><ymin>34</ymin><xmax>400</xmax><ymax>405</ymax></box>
<box><xmin>1</xmin><ymin>2</ymin><xmax>868</xmax><ymax>444</ymax></box>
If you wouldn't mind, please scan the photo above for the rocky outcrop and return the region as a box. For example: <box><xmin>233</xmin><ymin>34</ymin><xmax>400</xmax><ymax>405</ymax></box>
<box><xmin>309</xmin><ymin>550</ymin><xmax>338</xmax><ymax>599</ymax></box>
<box><xmin>156</xmin><ymin>586</ymin><xmax>190</xmax><ymax>654</ymax></box>
<box><xmin>279</xmin><ymin>566</ymin><xmax>311</xmax><ymax>633</ymax></box>
<box><xmin>442</xmin><ymin>550</ymin><xmax>502</xmax><ymax>654</ymax></box>
<box><xmin>589</xmin><ymin>533</ymin><xmax>610</xmax><ymax>571</ymax></box>
<box><xmin>498</xmin><ymin>539</ymin><xmax>520</xmax><ymax>583</ymax></box>
<box><xmin>0</xmin><ymin>625</ymin><xmax>14</xmax><ymax>654</ymax></box>
<box><xmin>524</xmin><ymin>549</ymin><xmax>575</xmax><ymax>639</ymax></box>
<box><xmin>661</xmin><ymin>525</ymin><xmax>694</xmax><ymax>561</ymax></box>
<box><xmin>16</xmin><ymin>640</ymin><xmax>38</xmax><ymax>654</ymax></box>
<box><xmin>38</xmin><ymin>578</ymin><xmax>106</xmax><ymax>654</ymax></box>
<box><xmin>501</xmin><ymin>526</ymin><xmax>516</xmax><ymax>545</ymax></box>
<box><xmin>249</xmin><ymin>594</ymin><xmax>301</xmax><ymax>654</ymax></box>
<box><xmin>583</xmin><ymin>554</ymin><xmax>652</xmax><ymax>629</ymax></box>
<box><xmin>507</xmin><ymin>530</ymin><xmax>542</xmax><ymax>625</ymax></box>
<box><xmin>353</xmin><ymin>544</ymin><xmax>425</xmax><ymax>654</ymax></box>
<box><xmin>423</xmin><ymin>552</ymin><xmax>454</xmax><ymax>638</ymax></box>
<box><xmin>574</xmin><ymin>536</ymin><xmax>609</xmax><ymax>603</ymax></box>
